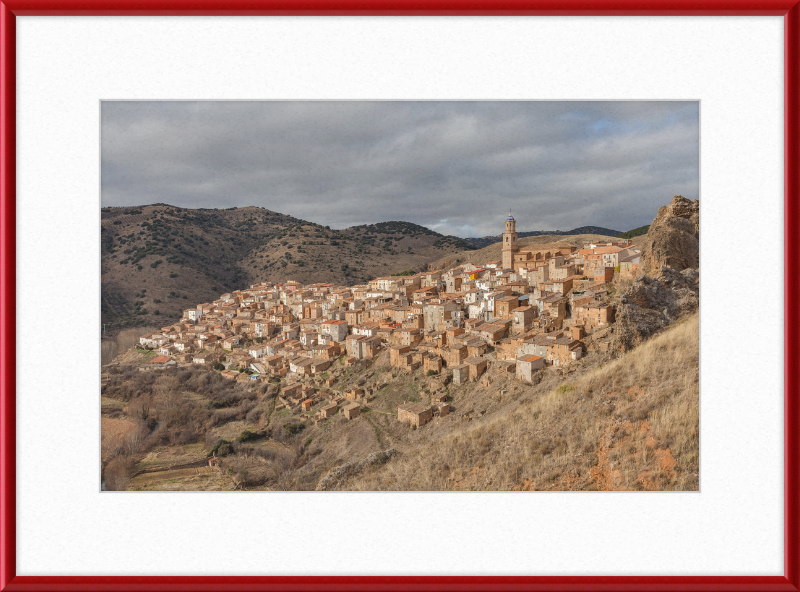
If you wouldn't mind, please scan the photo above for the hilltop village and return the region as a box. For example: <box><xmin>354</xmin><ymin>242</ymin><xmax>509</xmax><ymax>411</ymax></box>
<box><xmin>132</xmin><ymin>215</ymin><xmax>640</xmax><ymax>430</ymax></box>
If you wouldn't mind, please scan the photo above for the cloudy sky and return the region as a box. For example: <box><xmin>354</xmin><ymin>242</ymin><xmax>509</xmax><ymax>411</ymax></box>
<box><xmin>101</xmin><ymin>101</ymin><xmax>698</xmax><ymax>238</ymax></box>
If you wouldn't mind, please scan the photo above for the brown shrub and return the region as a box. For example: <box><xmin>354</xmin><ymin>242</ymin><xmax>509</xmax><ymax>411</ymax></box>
<box><xmin>104</xmin><ymin>456</ymin><xmax>135</xmax><ymax>491</ymax></box>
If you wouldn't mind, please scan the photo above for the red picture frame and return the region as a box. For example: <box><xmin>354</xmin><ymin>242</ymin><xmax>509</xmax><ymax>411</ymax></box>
<box><xmin>1</xmin><ymin>3</ymin><xmax>798</xmax><ymax>591</ymax></box>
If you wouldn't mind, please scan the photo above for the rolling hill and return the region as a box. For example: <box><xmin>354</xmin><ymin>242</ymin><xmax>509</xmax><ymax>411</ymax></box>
<box><xmin>101</xmin><ymin>205</ymin><xmax>473</xmax><ymax>332</ymax></box>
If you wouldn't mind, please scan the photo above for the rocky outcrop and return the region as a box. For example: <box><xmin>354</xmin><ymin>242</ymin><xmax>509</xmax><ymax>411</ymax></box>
<box><xmin>613</xmin><ymin>267</ymin><xmax>699</xmax><ymax>352</ymax></box>
<box><xmin>612</xmin><ymin>195</ymin><xmax>700</xmax><ymax>352</ymax></box>
<box><xmin>638</xmin><ymin>195</ymin><xmax>699</xmax><ymax>277</ymax></box>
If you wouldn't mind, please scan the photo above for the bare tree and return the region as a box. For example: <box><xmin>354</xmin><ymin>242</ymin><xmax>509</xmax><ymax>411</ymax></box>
<box><xmin>128</xmin><ymin>394</ymin><xmax>153</xmax><ymax>424</ymax></box>
<box><xmin>104</xmin><ymin>457</ymin><xmax>133</xmax><ymax>491</ymax></box>
<box><xmin>154</xmin><ymin>375</ymin><xmax>184</xmax><ymax>424</ymax></box>
<box><xmin>124</xmin><ymin>425</ymin><xmax>149</xmax><ymax>456</ymax></box>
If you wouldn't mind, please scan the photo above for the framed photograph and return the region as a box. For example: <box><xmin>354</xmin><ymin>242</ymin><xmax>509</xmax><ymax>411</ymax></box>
<box><xmin>1</xmin><ymin>2</ymin><xmax>798</xmax><ymax>591</ymax></box>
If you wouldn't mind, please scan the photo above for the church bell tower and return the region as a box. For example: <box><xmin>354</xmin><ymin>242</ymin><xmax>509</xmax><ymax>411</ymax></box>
<box><xmin>502</xmin><ymin>213</ymin><xmax>518</xmax><ymax>270</ymax></box>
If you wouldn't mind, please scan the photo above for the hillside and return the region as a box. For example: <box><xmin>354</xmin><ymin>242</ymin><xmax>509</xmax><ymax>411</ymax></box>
<box><xmin>101</xmin><ymin>205</ymin><xmax>472</xmax><ymax>333</ymax></box>
<box><xmin>100</xmin><ymin>195</ymin><xmax>698</xmax><ymax>492</ymax></box>
<box><xmin>343</xmin><ymin>312</ymin><xmax>699</xmax><ymax>491</ymax></box>
<box><xmin>101</xmin><ymin>311</ymin><xmax>698</xmax><ymax>492</ymax></box>
<box><xmin>101</xmin><ymin>205</ymin><xmax>300</xmax><ymax>331</ymax></box>
<box><xmin>464</xmin><ymin>225</ymin><xmax>622</xmax><ymax>249</ymax></box>
<box><xmin>238</xmin><ymin>220</ymin><xmax>472</xmax><ymax>290</ymax></box>
<box><xmin>617</xmin><ymin>224</ymin><xmax>651</xmax><ymax>240</ymax></box>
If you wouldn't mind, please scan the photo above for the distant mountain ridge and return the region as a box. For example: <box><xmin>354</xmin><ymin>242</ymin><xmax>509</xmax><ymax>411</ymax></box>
<box><xmin>463</xmin><ymin>225</ymin><xmax>624</xmax><ymax>249</ymax></box>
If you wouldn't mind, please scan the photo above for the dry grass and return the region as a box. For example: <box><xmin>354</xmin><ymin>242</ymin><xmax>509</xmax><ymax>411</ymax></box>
<box><xmin>344</xmin><ymin>312</ymin><xmax>699</xmax><ymax>491</ymax></box>
<box><xmin>102</xmin><ymin>326</ymin><xmax>159</xmax><ymax>366</ymax></box>
<box><xmin>101</xmin><ymin>313</ymin><xmax>699</xmax><ymax>492</ymax></box>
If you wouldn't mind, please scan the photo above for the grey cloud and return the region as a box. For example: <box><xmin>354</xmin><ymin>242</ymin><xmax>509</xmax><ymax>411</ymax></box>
<box><xmin>101</xmin><ymin>101</ymin><xmax>698</xmax><ymax>237</ymax></box>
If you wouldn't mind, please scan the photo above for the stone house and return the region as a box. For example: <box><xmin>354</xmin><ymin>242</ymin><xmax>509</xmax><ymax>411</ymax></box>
<box><xmin>512</xmin><ymin>306</ymin><xmax>536</xmax><ymax>334</ymax></box>
<box><xmin>495</xmin><ymin>295</ymin><xmax>520</xmax><ymax>318</ymax></box>
<box><xmin>551</xmin><ymin>264</ymin><xmax>577</xmax><ymax>280</ymax></box>
<box><xmin>516</xmin><ymin>354</ymin><xmax>545</xmax><ymax>382</ymax></box>
<box><xmin>223</xmin><ymin>336</ymin><xmax>241</xmax><ymax>350</ymax></box>
<box><xmin>192</xmin><ymin>352</ymin><xmax>214</xmax><ymax>365</ymax></box>
<box><xmin>541</xmin><ymin>294</ymin><xmax>567</xmax><ymax>319</ymax></box>
<box><xmin>618</xmin><ymin>254</ymin><xmax>640</xmax><ymax>279</ymax></box>
<box><xmin>424</xmin><ymin>331</ymin><xmax>447</xmax><ymax>349</ymax></box>
<box><xmin>320</xmin><ymin>319</ymin><xmax>348</xmax><ymax>342</ymax></box>
<box><xmin>342</xmin><ymin>402</ymin><xmax>361</xmax><ymax>420</ymax></box>
<box><xmin>319</xmin><ymin>403</ymin><xmax>338</xmax><ymax>419</ymax></box>
<box><xmin>226</xmin><ymin>353</ymin><xmax>254</xmax><ymax>370</ymax></box>
<box><xmin>361</xmin><ymin>336</ymin><xmax>382</xmax><ymax>360</ymax></box>
<box><xmin>441</xmin><ymin>344</ymin><xmax>467</xmax><ymax>367</ymax></box>
<box><xmin>423</xmin><ymin>354</ymin><xmax>442</xmax><ymax>374</ymax></box>
<box><xmin>445</xmin><ymin>276</ymin><xmax>463</xmax><ymax>293</ymax></box>
<box><xmin>546</xmin><ymin>338</ymin><xmax>584</xmax><ymax>366</ymax></box>
<box><xmin>346</xmin><ymin>335</ymin><xmax>367</xmax><ymax>359</ymax></box>
<box><xmin>299</xmin><ymin>331</ymin><xmax>318</xmax><ymax>347</ymax></box>
<box><xmin>520</xmin><ymin>334</ymin><xmax>552</xmax><ymax>359</ymax></box>
<box><xmin>345</xmin><ymin>388</ymin><xmax>363</xmax><ymax>401</ymax></box>
<box><xmin>311</xmin><ymin>343</ymin><xmax>341</xmax><ymax>360</ymax></box>
<box><xmin>463</xmin><ymin>337</ymin><xmax>488</xmax><ymax>358</ymax></box>
<box><xmin>398</xmin><ymin>328</ymin><xmax>424</xmax><ymax>348</ymax></box>
<box><xmin>431</xmin><ymin>392</ymin><xmax>448</xmax><ymax>404</ymax></box>
<box><xmin>390</xmin><ymin>345</ymin><xmax>412</xmax><ymax>367</ymax></box>
<box><xmin>575</xmin><ymin>301</ymin><xmax>616</xmax><ymax>329</ymax></box>
<box><xmin>283</xmin><ymin>383</ymin><xmax>303</xmax><ymax>401</ymax></box>
<box><xmin>345</xmin><ymin>309</ymin><xmax>366</xmax><ymax>326</ymax></box>
<box><xmin>395</xmin><ymin>350</ymin><xmax>418</xmax><ymax>371</ymax></box>
<box><xmin>248</xmin><ymin>345</ymin><xmax>269</xmax><ymax>358</ymax></box>
<box><xmin>464</xmin><ymin>356</ymin><xmax>488</xmax><ymax>381</ymax></box>
<box><xmin>397</xmin><ymin>402</ymin><xmax>433</xmax><ymax>428</ymax></box>
<box><xmin>173</xmin><ymin>340</ymin><xmax>191</xmax><ymax>353</ymax></box>
<box><xmin>594</xmin><ymin>267</ymin><xmax>615</xmax><ymax>283</ymax></box>
<box><xmin>452</xmin><ymin>364</ymin><xmax>469</xmax><ymax>384</ymax></box>
<box><xmin>526</xmin><ymin>265</ymin><xmax>550</xmax><ymax>288</ymax></box>
<box><xmin>477</xmin><ymin>323</ymin><xmax>507</xmax><ymax>345</ymax></box>
<box><xmin>290</xmin><ymin>358</ymin><xmax>314</xmax><ymax>376</ymax></box>
<box><xmin>551</xmin><ymin>277</ymin><xmax>575</xmax><ymax>296</ymax></box>
<box><xmin>569</xmin><ymin>325</ymin><xmax>585</xmax><ymax>340</ymax></box>
<box><xmin>261</xmin><ymin>354</ymin><xmax>284</xmax><ymax>369</ymax></box>
<box><xmin>183</xmin><ymin>309</ymin><xmax>200</xmax><ymax>322</ymax></box>
<box><xmin>445</xmin><ymin>327</ymin><xmax>465</xmax><ymax>341</ymax></box>
<box><xmin>423</xmin><ymin>301</ymin><xmax>459</xmax><ymax>332</ymax></box>
<box><xmin>309</xmin><ymin>358</ymin><xmax>332</xmax><ymax>375</ymax></box>
<box><xmin>352</xmin><ymin>322</ymin><xmax>380</xmax><ymax>337</ymax></box>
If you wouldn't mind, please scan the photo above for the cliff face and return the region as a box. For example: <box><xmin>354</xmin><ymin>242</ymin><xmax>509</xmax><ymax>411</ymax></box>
<box><xmin>638</xmin><ymin>195</ymin><xmax>699</xmax><ymax>277</ymax></box>
<box><xmin>612</xmin><ymin>195</ymin><xmax>700</xmax><ymax>352</ymax></box>
<box><xmin>613</xmin><ymin>268</ymin><xmax>699</xmax><ymax>352</ymax></box>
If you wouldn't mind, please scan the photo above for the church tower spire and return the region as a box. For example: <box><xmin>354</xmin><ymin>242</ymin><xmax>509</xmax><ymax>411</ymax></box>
<box><xmin>502</xmin><ymin>213</ymin><xmax>518</xmax><ymax>270</ymax></box>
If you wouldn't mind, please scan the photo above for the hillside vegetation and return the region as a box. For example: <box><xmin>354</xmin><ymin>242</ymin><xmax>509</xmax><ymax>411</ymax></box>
<box><xmin>101</xmin><ymin>205</ymin><xmax>472</xmax><ymax>332</ymax></box>
<box><xmin>101</xmin><ymin>311</ymin><xmax>698</xmax><ymax>492</ymax></box>
<box><xmin>345</xmin><ymin>312</ymin><xmax>699</xmax><ymax>491</ymax></box>
<box><xmin>100</xmin><ymin>196</ymin><xmax>697</xmax><ymax>492</ymax></box>
<box><xmin>617</xmin><ymin>224</ymin><xmax>651</xmax><ymax>240</ymax></box>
